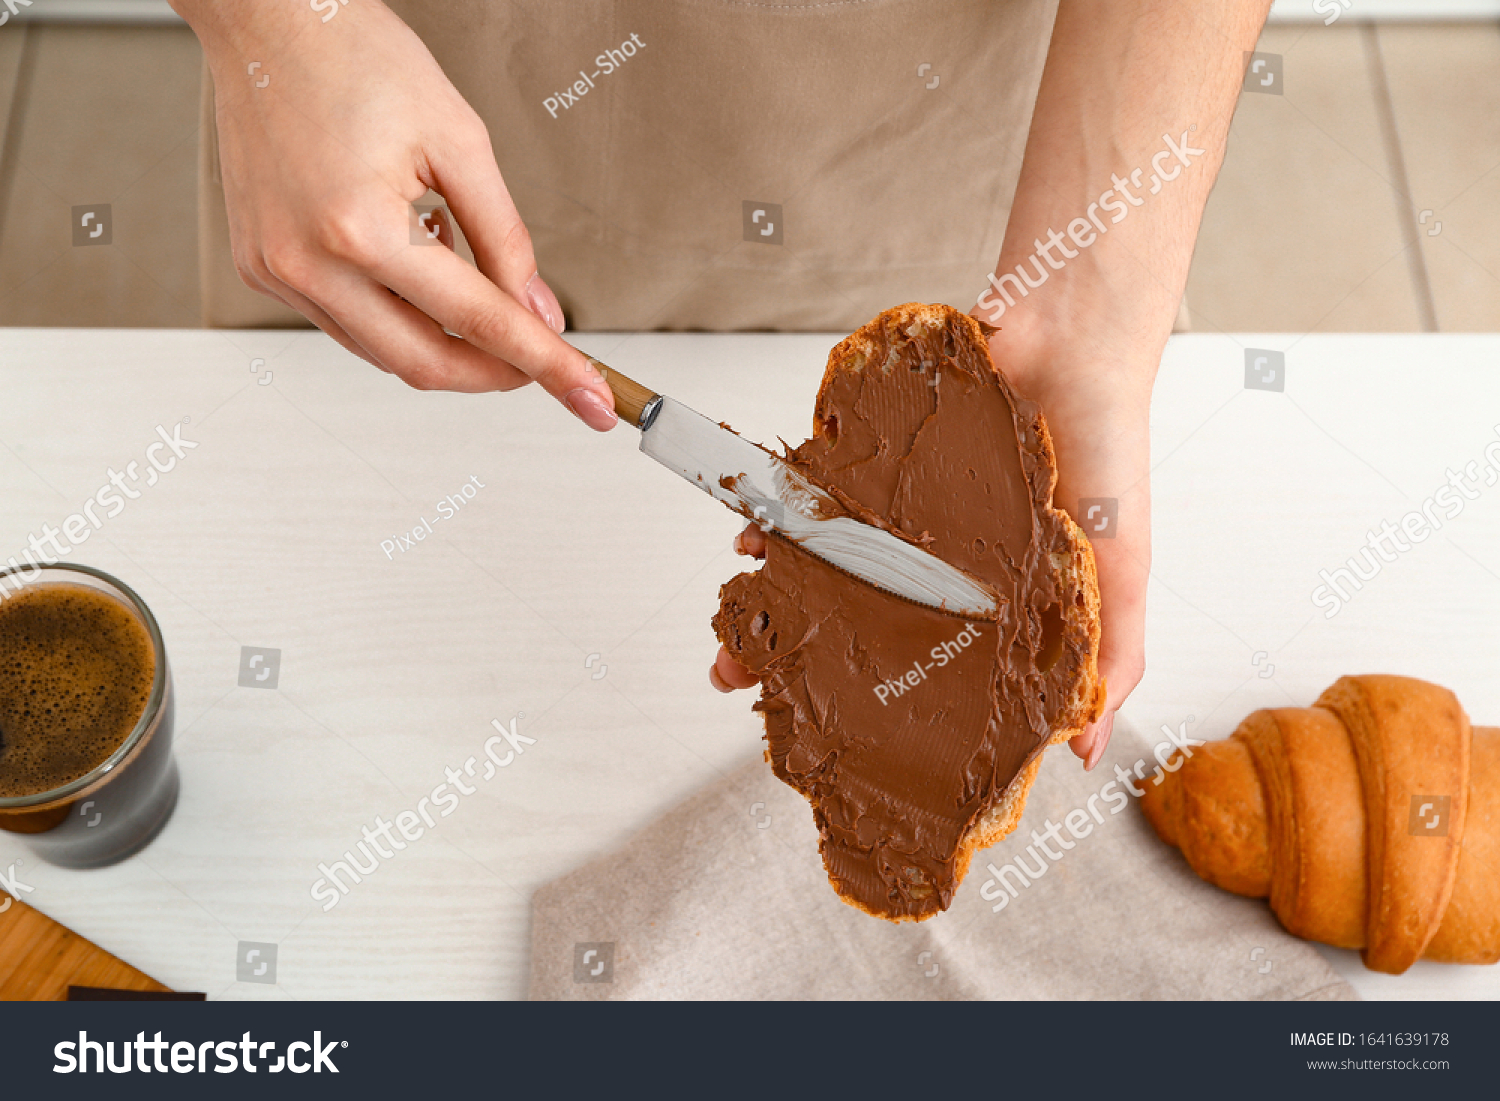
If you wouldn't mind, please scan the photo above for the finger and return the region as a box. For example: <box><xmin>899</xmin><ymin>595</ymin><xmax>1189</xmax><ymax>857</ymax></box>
<box><xmin>233</xmin><ymin>253</ymin><xmax>382</xmax><ymax>363</ymax></box>
<box><xmin>1071</xmin><ymin>531</ymin><xmax>1149</xmax><ymax>770</ymax></box>
<box><xmin>427</xmin><ymin>132</ymin><xmax>541</xmax><ymax>305</ymax></box>
<box><xmin>1080</xmin><ymin>711</ymin><xmax>1116</xmax><ymax>771</ymax></box>
<box><xmin>426</xmin><ymin>136</ymin><xmax>567</xmax><ymax>334</ymax></box>
<box><xmin>373</xmin><ymin>245</ymin><xmax>615</xmax><ymax>422</ymax></box>
<box><xmin>734</xmin><ymin>524</ymin><xmax>769</xmax><ymax>558</ymax></box>
<box><xmin>260</xmin><ymin>272</ymin><xmax>387</xmax><ymax>371</ymax></box>
<box><xmin>1093</xmin><ymin>539</ymin><xmax>1150</xmax><ymax>713</ymax></box>
<box><xmin>525</xmin><ymin>273</ymin><xmax>566</xmax><ymax>335</ymax></box>
<box><xmin>1072</xmin><ymin>641</ymin><xmax>1143</xmax><ymax>770</ymax></box>
<box><xmin>714</xmin><ymin>647</ymin><xmax>760</xmax><ymax>691</ymax></box>
<box><xmin>420</xmin><ymin>198</ymin><xmax>564</xmax><ymax>338</ymax></box>
<box><xmin>306</xmin><ymin>268</ymin><xmax>534</xmax><ymax>392</ymax></box>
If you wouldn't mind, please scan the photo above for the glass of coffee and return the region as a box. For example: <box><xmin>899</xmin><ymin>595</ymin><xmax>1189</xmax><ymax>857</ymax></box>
<box><xmin>0</xmin><ymin>563</ymin><xmax>177</xmax><ymax>868</ymax></box>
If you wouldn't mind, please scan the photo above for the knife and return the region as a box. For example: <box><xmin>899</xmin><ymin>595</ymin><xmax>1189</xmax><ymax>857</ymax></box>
<box><xmin>588</xmin><ymin>356</ymin><xmax>998</xmax><ymax>620</ymax></box>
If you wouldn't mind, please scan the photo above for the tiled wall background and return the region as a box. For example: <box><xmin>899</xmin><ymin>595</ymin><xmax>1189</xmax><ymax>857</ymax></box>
<box><xmin>0</xmin><ymin>19</ymin><xmax>1496</xmax><ymax>331</ymax></box>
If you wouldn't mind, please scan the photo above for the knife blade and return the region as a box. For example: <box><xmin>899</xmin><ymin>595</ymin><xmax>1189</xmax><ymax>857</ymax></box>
<box><xmin>589</xmin><ymin>356</ymin><xmax>998</xmax><ymax>620</ymax></box>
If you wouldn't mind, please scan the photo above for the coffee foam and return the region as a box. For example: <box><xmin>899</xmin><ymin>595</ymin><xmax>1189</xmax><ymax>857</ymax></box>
<box><xmin>0</xmin><ymin>583</ymin><xmax>155</xmax><ymax>799</ymax></box>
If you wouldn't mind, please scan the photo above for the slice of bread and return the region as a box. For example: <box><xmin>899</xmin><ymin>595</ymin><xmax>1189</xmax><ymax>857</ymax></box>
<box><xmin>714</xmin><ymin>302</ymin><xmax>1104</xmax><ymax>921</ymax></box>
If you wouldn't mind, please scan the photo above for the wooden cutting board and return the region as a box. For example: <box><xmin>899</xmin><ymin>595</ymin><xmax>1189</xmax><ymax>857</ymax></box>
<box><xmin>0</xmin><ymin>892</ymin><xmax>172</xmax><ymax>1001</ymax></box>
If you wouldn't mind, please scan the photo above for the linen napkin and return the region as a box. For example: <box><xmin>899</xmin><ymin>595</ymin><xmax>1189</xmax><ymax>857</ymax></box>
<box><xmin>528</xmin><ymin>719</ymin><xmax>1357</xmax><ymax>1000</ymax></box>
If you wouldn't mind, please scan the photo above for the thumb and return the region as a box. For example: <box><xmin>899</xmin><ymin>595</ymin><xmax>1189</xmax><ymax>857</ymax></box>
<box><xmin>1070</xmin><ymin>509</ymin><xmax>1149</xmax><ymax>770</ymax></box>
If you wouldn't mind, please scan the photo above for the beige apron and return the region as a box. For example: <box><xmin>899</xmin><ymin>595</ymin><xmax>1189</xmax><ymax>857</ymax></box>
<box><xmin>199</xmin><ymin>0</ymin><xmax>1058</xmax><ymax>331</ymax></box>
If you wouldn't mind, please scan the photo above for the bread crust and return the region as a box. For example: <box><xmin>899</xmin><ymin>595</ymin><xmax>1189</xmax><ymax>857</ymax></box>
<box><xmin>725</xmin><ymin>302</ymin><xmax>1105</xmax><ymax>921</ymax></box>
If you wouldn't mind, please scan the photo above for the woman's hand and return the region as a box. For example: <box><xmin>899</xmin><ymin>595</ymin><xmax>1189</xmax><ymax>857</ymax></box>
<box><xmin>171</xmin><ymin>0</ymin><xmax>616</xmax><ymax>427</ymax></box>
<box><xmin>982</xmin><ymin>318</ymin><xmax>1154</xmax><ymax>771</ymax></box>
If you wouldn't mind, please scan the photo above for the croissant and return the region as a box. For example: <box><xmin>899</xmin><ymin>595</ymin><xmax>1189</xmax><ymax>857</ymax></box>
<box><xmin>1140</xmin><ymin>674</ymin><xmax>1499</xmax><ymax>974</ymax></box>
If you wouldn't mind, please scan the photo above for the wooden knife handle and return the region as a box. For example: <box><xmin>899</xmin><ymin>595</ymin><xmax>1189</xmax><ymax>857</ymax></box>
<box><xmin>586</xmin><ymin>356</ymin><xmax>661</xmax><ymax>429</ymax></box>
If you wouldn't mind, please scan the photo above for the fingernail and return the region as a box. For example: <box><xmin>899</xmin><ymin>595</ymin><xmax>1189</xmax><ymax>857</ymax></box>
<box><xmin>526</xmin><ymin>271</ymin><xmax>566</xmax><ymax>334</ymax></box>
<box><xmin>1084</xmin><ymin>711</ymin><xmax>1115</xmax><ymax>772</ymax></box>
<box><xmin>709</xmin><ymin>665</ymin><xmax>732</xmax><ymax>693</ymax></box>
<box><xmin>565</xmin><ymin>387</ymin><xmax>618</xmax><ymax>432</ymax></box>
<box><xmin>1072</xmin><ymin>722</ymin><xmax>1096</xmax><ymax>761</ymax></box>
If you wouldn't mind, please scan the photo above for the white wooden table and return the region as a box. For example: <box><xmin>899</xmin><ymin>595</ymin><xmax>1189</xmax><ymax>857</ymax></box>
<box><xmin>0</xmin><ymin>328</ymin><xmax>1495</xmax><ymax>1000</ymax></box>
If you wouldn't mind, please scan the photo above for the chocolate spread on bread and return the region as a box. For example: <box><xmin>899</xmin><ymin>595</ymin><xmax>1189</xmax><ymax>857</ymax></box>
<box><xmin>713</xmin><ymin>304</ymin><xmax>1101</xmax><ymax>921</ymax></box>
